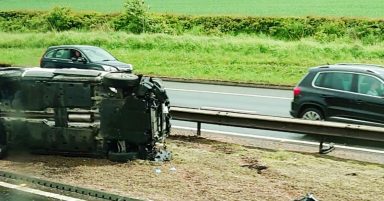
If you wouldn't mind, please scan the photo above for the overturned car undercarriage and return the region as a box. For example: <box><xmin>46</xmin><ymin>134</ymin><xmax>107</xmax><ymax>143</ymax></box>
<box><xmin>0</xmin><ymin>67</ymin><xmax>171</xmax><ymax>162</ymax></box>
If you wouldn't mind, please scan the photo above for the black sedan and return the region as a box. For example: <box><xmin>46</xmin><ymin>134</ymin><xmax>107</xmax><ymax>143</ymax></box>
<box><xmin>40</xmin><ymin>45</ymin><xmax>133</xmax><ymax>72</ymax></box>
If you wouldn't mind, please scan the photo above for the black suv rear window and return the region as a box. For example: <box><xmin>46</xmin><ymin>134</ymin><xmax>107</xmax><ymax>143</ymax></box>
<box><xmin>314</xmin><ymin>72</ymin><xmax>353</xmax><ymax>91</ymax></box>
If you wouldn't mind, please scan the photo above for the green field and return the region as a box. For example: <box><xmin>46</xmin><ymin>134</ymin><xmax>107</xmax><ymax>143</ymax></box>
<box><xmin>0</xmin><ymin>0</ymin><xmax>383</xmax><ymax>17</ymax></box>
<box><xmin>1</xmin><ymin>1</ymin><xmax>383</xmax><ymax>86</ymax></box>
<box><xmin>1</xmin><ymin>32</ymin><xmax>383</xmax><ymax>86</ymax></box>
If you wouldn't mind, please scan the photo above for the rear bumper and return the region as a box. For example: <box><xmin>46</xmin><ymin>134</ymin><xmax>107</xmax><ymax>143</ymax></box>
<box><xmin>290</xmin><ymin>110</ymin><xmax>298</xmax><ymax>118</ymax></box>
<box><xmin>290</xmin><ymin>101</ymin><xmax>299</xmax><ymax>117</ymax></box>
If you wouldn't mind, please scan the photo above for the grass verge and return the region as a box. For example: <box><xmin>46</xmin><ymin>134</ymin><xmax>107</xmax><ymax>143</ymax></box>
<box><xmin>1</xmin><ymin>32</ymin><xmax>384</xmax><ymax>86</ymax></box>
<box><xmin>0</xmin><ymin>133</ymin><xmax>382</xmax><ymax>201</ymax></box>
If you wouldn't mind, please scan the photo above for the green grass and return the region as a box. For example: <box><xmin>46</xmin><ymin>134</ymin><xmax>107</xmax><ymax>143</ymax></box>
<box><xmin>1</xmin><ymin>32</ymin><xmax>383</xmax><ymax>86</ymax></box>
<box><xmin>0</xmin><ymin>0</ymin><xmax>383</xmax><ymax>18</ymax></box>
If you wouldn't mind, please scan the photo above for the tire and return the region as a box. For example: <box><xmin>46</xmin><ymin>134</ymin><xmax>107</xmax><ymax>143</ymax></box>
<box><xmin>0</xmin><ymin>144</ymin><xmax>7</xmax><ymax>159</ymax></box>
<box><xmin>108</xmin><ymin>151</ymin><xmax>138</xmax><ymax>162</ymax></box>
<box><xmin>299</xmin><ymin>108</ymin><xmax>324</xmax><ymax>121</ymax></box>
<box><xmin>0</xmin><ymin>122</ymin><xmax>6</xmax><ymax>159</ymax></box>
<box><xmin>102</xmin><ymin>72</ymin><xmax>139</xmax><ymax>88</ymax></box>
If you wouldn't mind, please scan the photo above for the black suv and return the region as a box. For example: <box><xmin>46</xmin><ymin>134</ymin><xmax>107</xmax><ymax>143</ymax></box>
<box><xmin>40</xmin><ymin>45</ymin><xmax>133</xmax><ymax>72</ymax></box>
<box><xmin>290</xmin><ymin>63</ymin><xmax>384</xmax><ymax>126</ymax></box>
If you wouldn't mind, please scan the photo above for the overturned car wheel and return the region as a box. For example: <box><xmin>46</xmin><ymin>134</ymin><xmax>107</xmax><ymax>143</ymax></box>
<box><xmin>102</xmin><ymin>73</ymin><xmax>139</xmax><ymax>88</ymax></box>
<box><xmin>108</xmin><ymin>151</ymin><xmax>138</xmax><ymax>162</ymax></box>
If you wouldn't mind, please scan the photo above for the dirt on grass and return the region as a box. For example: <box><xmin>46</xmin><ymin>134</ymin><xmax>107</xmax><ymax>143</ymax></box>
<box><xmin>0</xmin><ymin>134</ymin><xmax>383</xmax><ymax>201</ymax></box>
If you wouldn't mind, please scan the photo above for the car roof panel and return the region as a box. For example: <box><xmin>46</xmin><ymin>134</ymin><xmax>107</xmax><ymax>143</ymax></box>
<box><xmin>47</xmin><ymin>45</ymin><xmax>100</xmax><ymax>50</ymax></box>
<box><xmin>310</xmin><ymin>64</ymin><xmax>384</xmax><ymax>77</ymax></box>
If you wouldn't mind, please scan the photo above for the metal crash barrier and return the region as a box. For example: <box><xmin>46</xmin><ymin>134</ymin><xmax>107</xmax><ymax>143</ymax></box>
<box><xmin>170</xmin><ymin>106</ymin><xmax>384</xmax><ymax>153</ymax></box>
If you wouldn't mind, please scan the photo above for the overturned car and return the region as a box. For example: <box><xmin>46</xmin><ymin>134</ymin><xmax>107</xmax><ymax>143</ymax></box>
<box><xmin>0</xmin><ymin>67</ymin><xmax>171</xmax><ymax>161</ymax></box>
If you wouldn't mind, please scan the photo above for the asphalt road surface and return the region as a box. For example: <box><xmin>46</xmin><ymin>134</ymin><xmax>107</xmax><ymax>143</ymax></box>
<box><xmin>164</xmin><ymin>81</ymin><xmax>384</xmax><ymax>152</ymax></box>
<box><xmin>166</xmin><ymin>81</ymin><xmax>291</xmax><ymax>117</ymax></box>
<box><xmin>0</xmin><ymin>181</ymin><xmax>93</xmax><ymax>201</ymax></box>
<box><xmin>0</xmin><ymin>186</ymin><xmax>56</xmax><ymax>201</ymax></box>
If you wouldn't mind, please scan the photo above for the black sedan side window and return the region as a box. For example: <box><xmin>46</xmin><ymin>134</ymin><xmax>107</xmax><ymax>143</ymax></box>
<box><xmin>44</xmin><ymin>50</ymin><xmax>55</xmax><ymax>58</ymax></box>
<box><xmin>53</xmin><ymin>49</ymin><xmax>71</xmax><ymax>60</ymax></box>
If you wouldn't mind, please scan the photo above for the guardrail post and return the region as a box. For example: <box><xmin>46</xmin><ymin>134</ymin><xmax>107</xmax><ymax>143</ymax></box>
<box><xmin>197</xmin><ymin>122</ymin><xmax>201</xmax><ymax>136</ymax></box>
<box><xmin>319</xmin><ymin>140</ymin><xmax>335</xmax><ymax>154</ymax></box>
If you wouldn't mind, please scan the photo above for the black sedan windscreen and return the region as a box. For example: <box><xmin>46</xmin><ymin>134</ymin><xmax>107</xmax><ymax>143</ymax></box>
<box><xmin>82</xmin><ymin>48</ymin><xmax>116</xmax><ymax>62</ymax></box>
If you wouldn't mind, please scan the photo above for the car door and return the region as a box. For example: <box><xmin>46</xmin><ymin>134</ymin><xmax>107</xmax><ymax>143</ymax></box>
<box><xmin>350</xmin><ymin>74</ymin><xmax>384</xmax><ymax>124</ymax></box>
<box><xmin>313</xmin><ymin>71</ymin><xmax>355</xmax><ymax>119</ymax></box>
<box><xmin>51</xmin><ymin>49</ymin><xmax>72</xmax><ymax>68</ymax></box>
<box><xmin>67</xmin><ymin>49</ymin><xmax>88</xmax><ymax>69</ymax></box>
<box><xmin>40</xmin><ymin>49</ymin><xmax>56</xmax><ymax>68</ymax></box>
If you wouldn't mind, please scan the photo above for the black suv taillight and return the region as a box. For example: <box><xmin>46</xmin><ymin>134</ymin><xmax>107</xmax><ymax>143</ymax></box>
<box><xmin>293</xmin><ymin>87</ymin><xmax>301</xmax><ymax>97</ymax></box>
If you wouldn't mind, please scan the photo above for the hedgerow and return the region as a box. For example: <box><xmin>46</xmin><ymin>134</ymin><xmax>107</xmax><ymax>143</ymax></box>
<box><xmin>0</xmin><ymin>7</ymin><xmax>383</xmax><ymax>42</ymax></box>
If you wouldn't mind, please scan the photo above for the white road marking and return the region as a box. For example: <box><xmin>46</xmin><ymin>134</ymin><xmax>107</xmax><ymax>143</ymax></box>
<box><xmin>0</xmin><ymin>181</ymin><xmax>85</xmax><ymax>201</ymax></box>
<box><xmin>173</xmin><ymin>126</ymin><xmax>384</xmax><ymax>154</ymax></box>
<box><xmin>201</xmin><ymin>106</ymin><xmax>259</xmax><ymax>114</ymax></box>
<box><xmin>166</xmin><ymin>88</ymin><xmax>291</xmax><ymax>100</ymax></box>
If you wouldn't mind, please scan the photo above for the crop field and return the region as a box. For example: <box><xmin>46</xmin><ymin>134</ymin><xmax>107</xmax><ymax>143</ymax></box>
<box><xmin>0</xmin><ymin>0</ymin><xmax>383</xmax><ymax>17</ymax></box>
<box><xmin>0</xmin><ymin>1</ymin><xmax>383</xmax><ymax>86</ymax></box>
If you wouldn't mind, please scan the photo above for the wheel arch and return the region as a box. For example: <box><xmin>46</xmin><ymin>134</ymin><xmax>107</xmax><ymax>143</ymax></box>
<box><xmin>298</xmin><ymin>103</ymin><xmax>326</xmax><ymax>119</ymax></box>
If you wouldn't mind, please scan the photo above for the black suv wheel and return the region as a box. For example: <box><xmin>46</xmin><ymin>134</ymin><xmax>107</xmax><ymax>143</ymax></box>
<box><xmin>300</xmin><ymin>108</ymin><xmax>324</xmax><ymax>121</ymax></box>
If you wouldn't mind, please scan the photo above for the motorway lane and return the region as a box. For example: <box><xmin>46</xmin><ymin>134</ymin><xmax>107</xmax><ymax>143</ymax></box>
<box><xmin>164</xmin><ymin>81</ymin><xmax>307</xmax><ymax>140</ymax></box>
<box><xmin>165</xmin><ymin>81</ymin><xmax>292</xmax><ymax>117</ymax></box>
<box><xmin>164</xmin><ymin>81</ymin><xmax>384</xmax><ymax>151</ymax></box>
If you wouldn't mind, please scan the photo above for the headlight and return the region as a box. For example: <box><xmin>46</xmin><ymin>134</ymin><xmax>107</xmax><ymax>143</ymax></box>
<box><xmin>120</xmin><ymin>64</ymin><xmax>133</xmax><ymax>72</ymax></box>
<box><xmin>127</xmin><ymin>64</ymin><xmax>133</xmax><ymax>70</ymax></box>
<box><xmin>101</xmin><ymin>65</ymin><xmax>118</xmax><ymax>72</ymax></box>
